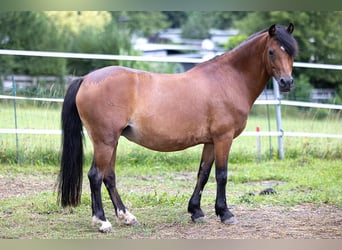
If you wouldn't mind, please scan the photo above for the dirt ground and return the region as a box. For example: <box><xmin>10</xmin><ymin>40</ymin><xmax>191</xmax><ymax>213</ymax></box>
<box><xmin>0</xmin><ymin>174</ymin><xmax>341</xmax><ymax>239</ymax></box>
<box><xmin>152</xmin><ymin>204</ymin><xmax>342</xmax><ymax>239</ymax></box>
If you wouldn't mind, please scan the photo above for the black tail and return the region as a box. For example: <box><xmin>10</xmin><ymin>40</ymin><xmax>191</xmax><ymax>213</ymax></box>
<box><xmin>58</xmin><ymin>78</ymin><xmax>84</xmax><ymax>207</ymax></box>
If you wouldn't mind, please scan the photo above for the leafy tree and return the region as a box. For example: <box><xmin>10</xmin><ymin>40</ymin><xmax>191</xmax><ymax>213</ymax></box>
<box><xmin>286</xmin><ymin>74</ymin><xmax>313</xmax><ymax>101</ymax></box>
<box><xmin>111</xmin><ymin>11</ymin><xmax>170</xmax><ymax>38</ymax></box>
<box><xmin>46</xmin><ymin>11</ymin><xmax>122</xmax><ymax>75</ymax></box>
<box><xmin>180</xmin><ymin>11</ymin><xmax>248</xmax><ymax>40</ymax></box>
<box><xmin>162</xmin><ymin>11</ymin><xmax>188</xmax><ymax>28</ymax></box>
<box><xmin>45</xmin><ymin>11</ymin><xmax>112</xmax><ymax>38</ymax></box>
<box><xmin>210</xmin><ymin>12</ymin><xmax>249</xmax><ymax>30</ymax></box>
<box><xmin>0</xmin><ymin>12</ymin><xmax>67</xmax><ymax>76</ymax></box>
<box><xmin>181</xmin><ymin>12</ymin><xmax>213</xmax><ymax>39</ymax></box>
<box><xmin>224</xmin><ymin>34</ymin><xmax>248</xmax><ymax>51</ymax></box>
<box><xmin>46</xmin><ymin>11</ymin><xmax>172</xmax><ymax>75</ymax></box>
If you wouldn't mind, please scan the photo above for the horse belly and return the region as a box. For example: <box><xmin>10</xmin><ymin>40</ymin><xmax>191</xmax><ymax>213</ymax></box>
<box><xmin>121</xmin><ymin>119</ymin><xmax>210</xmax><ymax>152</ymax></box>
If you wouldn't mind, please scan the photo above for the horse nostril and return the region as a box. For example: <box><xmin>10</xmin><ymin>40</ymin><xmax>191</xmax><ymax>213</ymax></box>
<box><xmin>289</xmin><ymin>77</ymin><xmax>294</xmax><ymax>86</ymax></box>
<box><xmin>278</xmin><ymin>77</ymin><xmax>294</xmax><ymax>91</ymax></box>
<box><xmin>280</xmin><ymin>77</ymin><xmax>293</xmax><ymax>86</ymax></box>
<box><xmin>279</xmin><ymin>77</ymin><xmax>286</xmax><ymax>87</ymax></box>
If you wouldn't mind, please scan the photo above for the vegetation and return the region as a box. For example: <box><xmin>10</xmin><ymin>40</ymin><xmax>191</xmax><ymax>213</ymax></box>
<box><xmin>0</xmin><ymin>130</ymin><xmax>341</xmax><ymax>238</ymax></box>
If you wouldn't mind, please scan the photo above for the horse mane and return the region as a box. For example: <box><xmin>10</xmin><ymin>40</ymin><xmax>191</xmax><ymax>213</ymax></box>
<box><xmin>195</xmin><ymin>24</ymin><xmax>298</xmax><ymax>69</ymax></box>
<box><xmin>227</xmin><ymin>24</ymin><xmax>298</xmax><ymax>58</ymax></box>
<box><xmin>245</xmin><ymin>25</ymin><xmax>298</xmax><ymax>57</ymax></box>
<box><xmin>271</xmin><ymin>25</ymin><xmax>298</xmax><ymax>57</ymax></box>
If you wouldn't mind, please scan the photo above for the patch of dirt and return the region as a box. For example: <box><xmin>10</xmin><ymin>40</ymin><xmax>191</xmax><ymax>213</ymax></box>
<box><xmin>0</xmin><ymin>173</ymin><xmax>56</xmax><ymax>199</ymax></box>
<box><xmin>149</xmin><ymin>204</ymin><xmax>342</xmax><ymax>239</ymax></box>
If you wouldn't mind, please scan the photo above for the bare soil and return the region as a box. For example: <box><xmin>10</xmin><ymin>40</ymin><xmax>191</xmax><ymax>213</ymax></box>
<box><xmin>0</xmin><ymin>174</ymin><xmax>341</xmax><ymax>239</ymax></box>
<box><xmin>150</xmin><ymin>204</ymin><xmax>342</xmax><ymax>239</ymax></box>
<box><xmin>0</xmin><ymin>174</ymin><xmax>57</xmax><ymax>199</ymax></box>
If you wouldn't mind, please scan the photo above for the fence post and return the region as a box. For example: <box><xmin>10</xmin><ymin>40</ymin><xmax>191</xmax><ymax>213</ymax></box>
<box><xmin>272</xmin><ymin>78</ymin><xmax>284</xmax><ymax>159</ymax></box>
<box><xmin>12</xmin><ymin>75</ymin><xmax>20</xmax><ymax>163</ymax></box>
<box><xmin>256</xmin><ymin>126</ymin><xmax>262</xmax><ymax>162</ymax></box>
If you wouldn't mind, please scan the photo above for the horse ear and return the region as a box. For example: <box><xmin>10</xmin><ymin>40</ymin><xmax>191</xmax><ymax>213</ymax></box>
<box><xmin>287</xmin><ymin>23</ymin><xmax>294</xmax><ymax>34</ymax></box>
<box><xmin>268</xmin><ymin>24</ymin><xmax>276</xmax><ymax>37</ymax></box>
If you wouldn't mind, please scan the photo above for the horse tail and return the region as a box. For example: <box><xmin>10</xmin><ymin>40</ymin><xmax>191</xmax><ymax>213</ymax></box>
<box><xmin>58</xmin><ymin>77</ymin><xmax>84</xmax><ymax>207</ymax></box>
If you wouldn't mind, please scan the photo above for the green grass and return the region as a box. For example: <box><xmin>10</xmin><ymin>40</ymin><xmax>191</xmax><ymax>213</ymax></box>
<box><xmin>0</xmin><ymin>157</ymin><xmax>341</xmax><ymax>238</ymax></box>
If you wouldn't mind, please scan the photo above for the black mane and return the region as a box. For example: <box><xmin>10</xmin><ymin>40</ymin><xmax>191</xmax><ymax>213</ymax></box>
<box><xmin>272</xmin><ymin>25</ymin><xmax>298</xmax><ymax>57</ymax></box>
<box><xmin>200</xmin><ymin>24</ymin><xmax>298</xmax><ymax>68</ymax></box>
<box><xmin>245</xmin><ymin>25</ymin><xmax>298</xmax><ymax>57</ymax></box>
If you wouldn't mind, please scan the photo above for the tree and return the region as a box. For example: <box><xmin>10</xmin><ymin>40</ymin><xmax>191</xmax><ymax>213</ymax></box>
<box><xmin>162</xmin><ymin>11</ymin><xmax>188</xmax><ymax>28</ymax></box>
<box><xmin>180</xmin><ymin>12</ymin><xmax>248</xmax><ymax>41</ymax></box>
<box><xmin>46</xmin><ymin>11</ymin><xmax>123</xmax><ymax>75</ymax></box>
<box><xmin>210</xmin><ymin>12</ymin><xmax>248</xmax><ymax>30</ymax></box>
<box><xmin>111</xmin><ymin>12</ymin><xmax>170</xmax><ymax>38</ymax></box>
<box><xmin>224</xmin><ymin>34</ymin><xmax>248</xmax><ymax>51</ymax></box>
<box><xmin>0</xmin><ymin>12</ymin><xmax>67</xmax><ymax>76</ymax></box>
<box><xmin>181</xmin><ymin>12</ymin><xmax>213</xmax><ymax>39</ymax></box>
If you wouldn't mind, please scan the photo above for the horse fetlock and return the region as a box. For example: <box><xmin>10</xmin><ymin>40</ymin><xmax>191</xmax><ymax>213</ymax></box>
<box><xmin>116</xmin><ymin>209</ymin><xmax>139</xmax><ymax>225</ymax></box>
<box><xmin>92</xmin><ymin>216</ymin><xmax>112</xmax><ymax>232</ymax></box>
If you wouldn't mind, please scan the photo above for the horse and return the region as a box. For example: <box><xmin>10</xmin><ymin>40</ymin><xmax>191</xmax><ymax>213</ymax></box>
<box><xmin>58</xmin><ymin>23</ymin><xmax>298</xmax><ymax>232</ymax></box>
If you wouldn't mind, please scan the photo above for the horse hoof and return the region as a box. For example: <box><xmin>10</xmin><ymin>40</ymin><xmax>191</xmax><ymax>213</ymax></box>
<box><xmin>99</xmin><ymin>222</ymin><xmax>112</xmax><ymax>233</ymax></box>
<box><xmin>124</xmin><ymin>217</ymin><xmax>140</xmax><ymax>226</ymax></box>
<box><xmin>117</xmin><ymin>209</ymin><xmax>139</xmax><ymax>225</ymax></box>
<box><xmin>92</xmin><ymin>217</ymin><xmax>112</xmax><ymax>233</ymax></box>
<box><xmin>222</xmin><ymin>216</ymin><xmax>238</xmax><ymax>225</ymax></box>
<box><xmin>192</xmin><ymin>216</ymin><xmax>206</xmax><ymax>223</ymax></box>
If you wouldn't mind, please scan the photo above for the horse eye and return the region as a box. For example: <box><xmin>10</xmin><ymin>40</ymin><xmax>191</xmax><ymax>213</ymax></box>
<box><xmin>268</xmin><ymin>49</ymin><xmax>274</xmax><ymax>57</ymax></box>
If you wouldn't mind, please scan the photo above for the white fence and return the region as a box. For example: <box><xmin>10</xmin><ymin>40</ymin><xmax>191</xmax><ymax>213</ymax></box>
<box><xmin>1</xmin><ymin>49</ymin><xmax>342</xmax><ymax>159</ymax></box>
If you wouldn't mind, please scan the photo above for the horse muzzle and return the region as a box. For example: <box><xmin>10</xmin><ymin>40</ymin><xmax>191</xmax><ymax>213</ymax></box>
<box><xmin>277</xmin><ymin>76</ymin><xmax>294</xmax><ymax>92</ymax></box>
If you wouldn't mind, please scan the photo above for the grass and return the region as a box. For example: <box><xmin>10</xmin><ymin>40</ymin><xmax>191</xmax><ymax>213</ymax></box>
<box><xmin>0</xmin><ymin>102</ymin><xmax>341</xmax><ymax>238</ymax></box>
<box><xmin>0</xmin><ymin>157</ymin><xmax>341</xmax><ymax>238</ymax></box>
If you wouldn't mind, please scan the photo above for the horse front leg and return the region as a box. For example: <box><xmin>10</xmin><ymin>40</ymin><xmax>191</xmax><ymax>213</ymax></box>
<box><xmin>214</xmin><ymin>139</ymin><xmax>238</xmax><ymax>224</ymax></box>
<box><xmin>188</xmin><ymin>143</ymin><xmax>215</xmax><ymax>222</ymax></box>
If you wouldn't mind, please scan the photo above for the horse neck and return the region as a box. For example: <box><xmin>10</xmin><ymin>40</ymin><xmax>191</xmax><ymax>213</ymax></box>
<box><xmin>218</xmin><ymin>33</ymin><xmax>271</xmax><ymax>105</ymax></box>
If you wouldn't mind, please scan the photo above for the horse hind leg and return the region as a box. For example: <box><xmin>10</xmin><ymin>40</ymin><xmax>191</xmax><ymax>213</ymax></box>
<box><xmin>103</xmin><ymin>171</ymin><xmax>138</xmax><ymax>226</ymax></box>
<box><xmin>103</xmin><ymin>143</ymin><xmax>138</xmax><ymax>226</ymax></box>
<box><xmin>88</xmin><ymin>159</ymin><xmax>112</xmax><ymax>232</ymax></box>
<box><xmin>88</xmin><ymin>140</ymin><xmax>125</xmax><ymax>232</ymax></box>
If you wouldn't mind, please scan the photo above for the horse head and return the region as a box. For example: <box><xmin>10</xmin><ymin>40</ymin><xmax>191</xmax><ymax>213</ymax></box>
<box><xmin>265</xmin><ymin>23</ymin><xmax>298</xmax><ymax>92</ymax></box>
